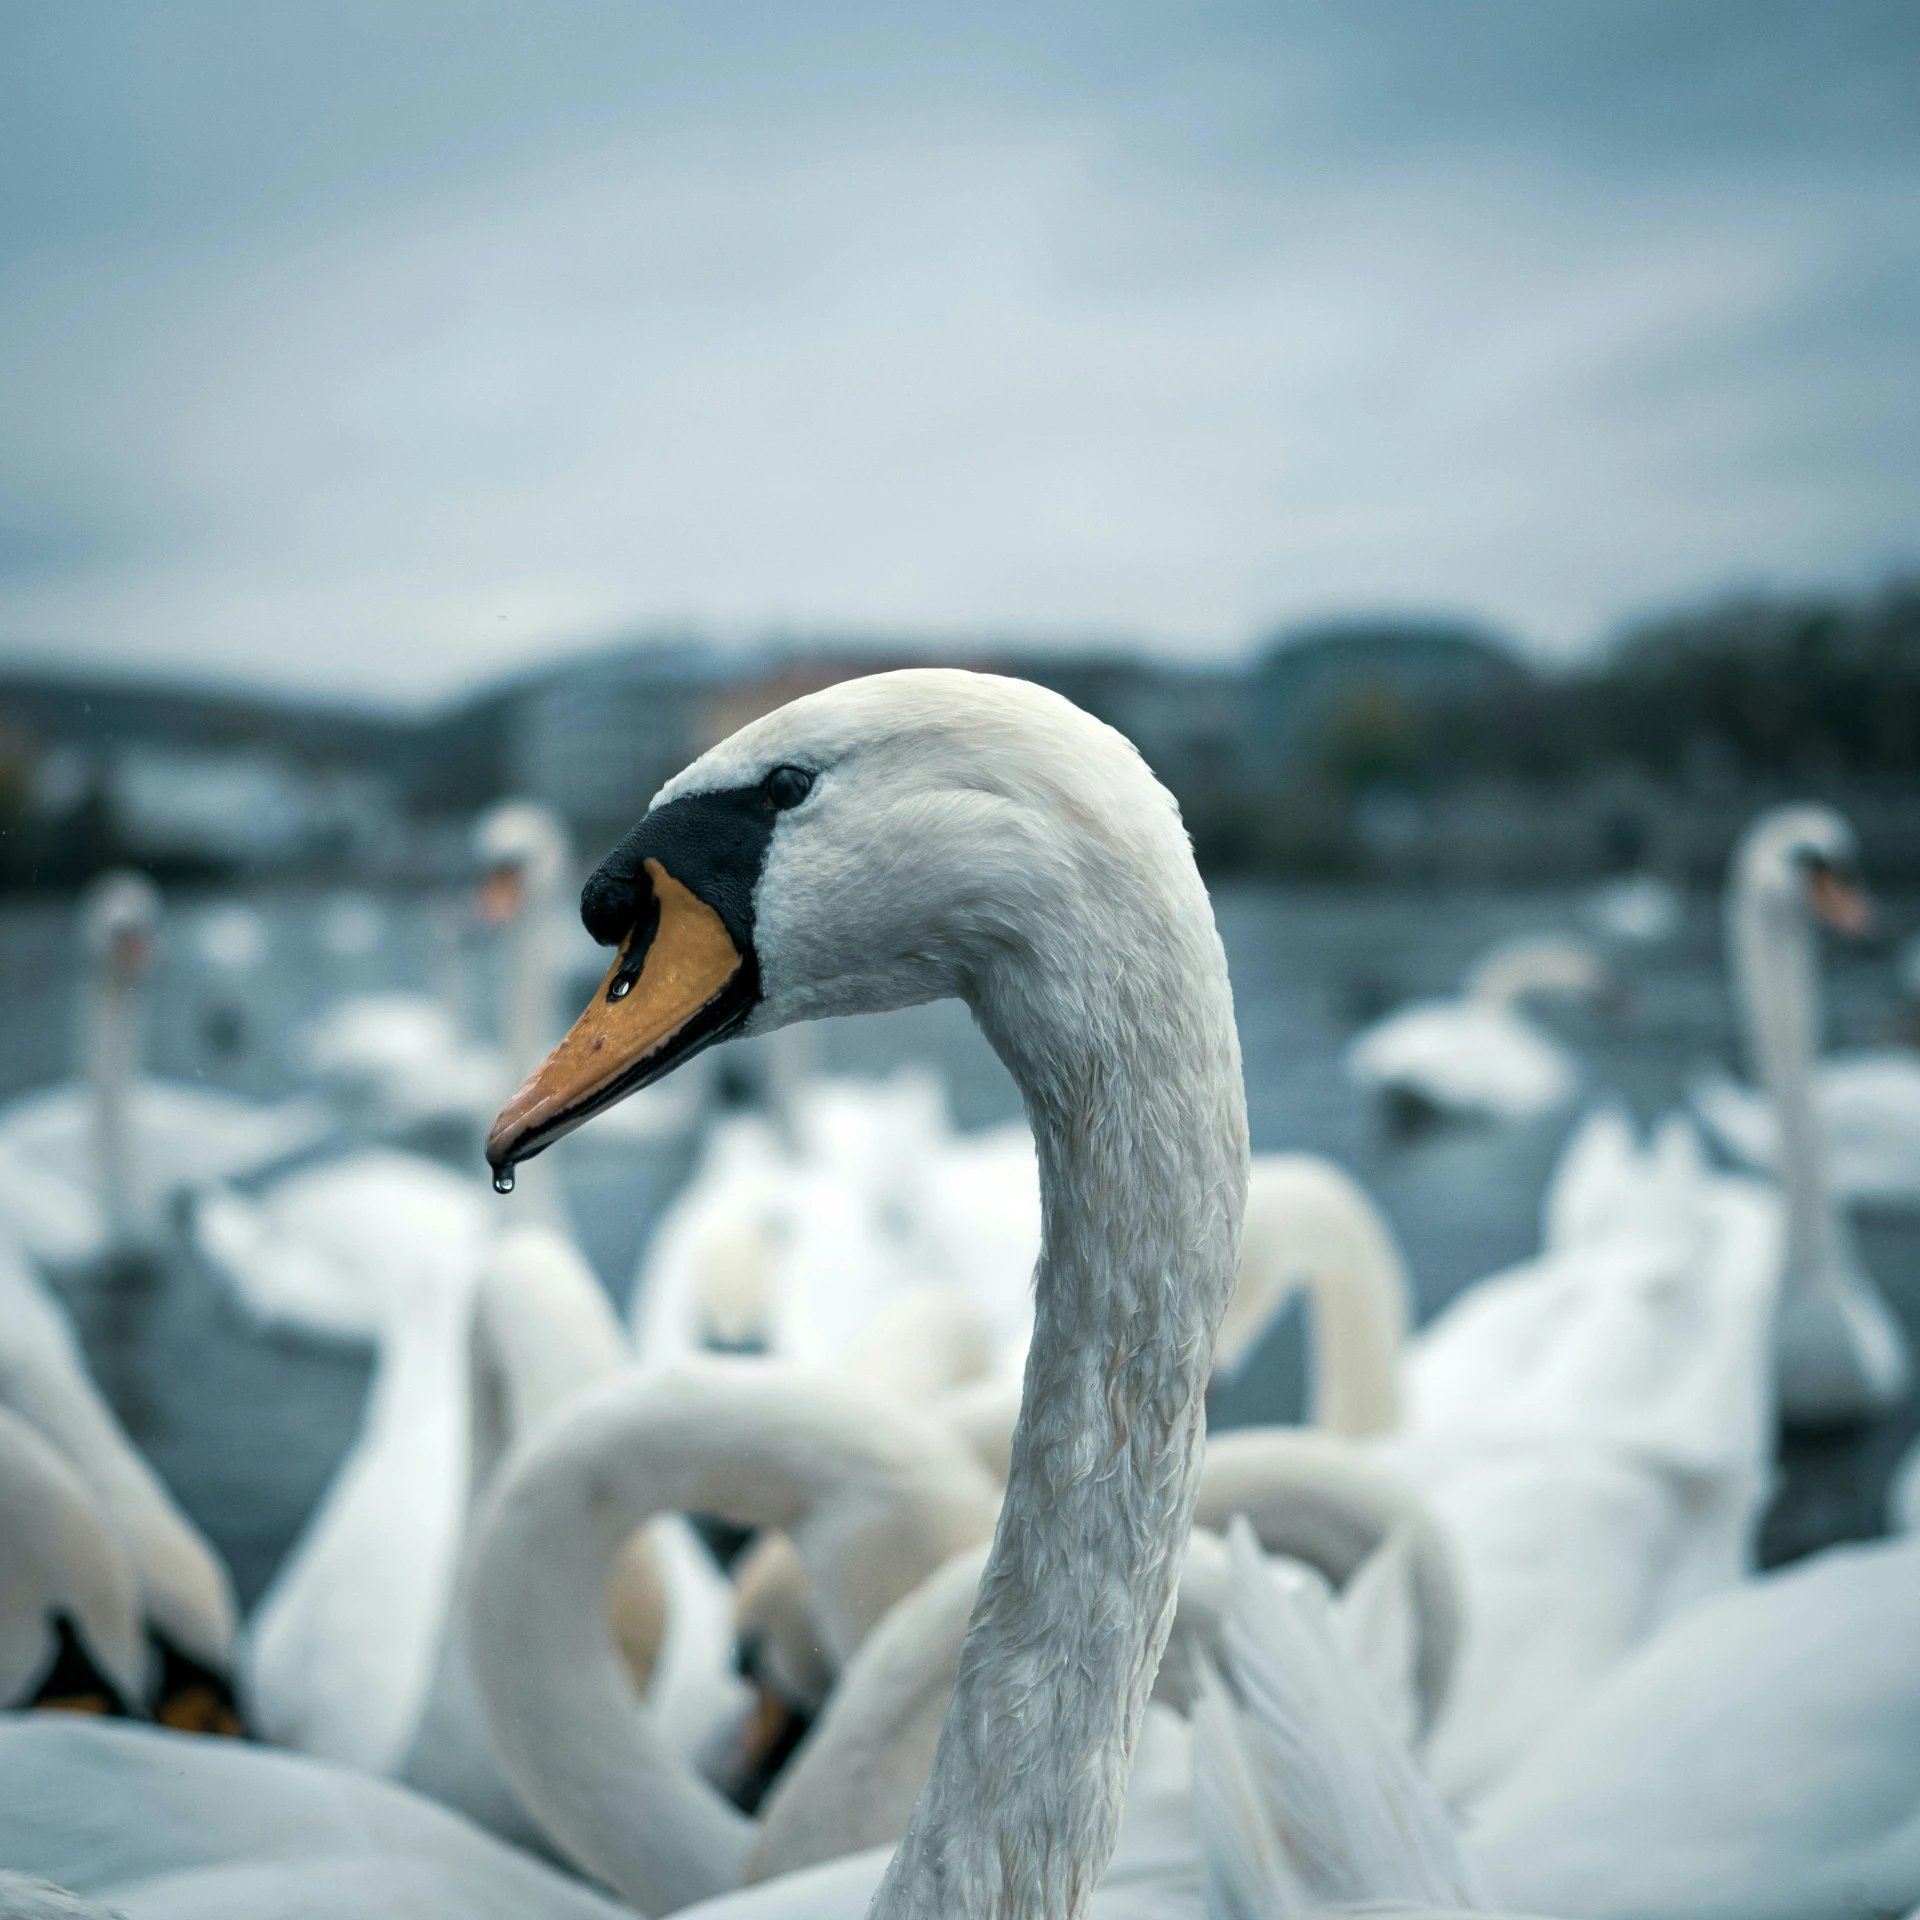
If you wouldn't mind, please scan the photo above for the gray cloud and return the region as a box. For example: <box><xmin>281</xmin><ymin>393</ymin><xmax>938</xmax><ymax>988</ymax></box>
<box><xmin>1</xmin><ymin>2</ymin><xmax>1915</xmax><ymax>699</ymax></box>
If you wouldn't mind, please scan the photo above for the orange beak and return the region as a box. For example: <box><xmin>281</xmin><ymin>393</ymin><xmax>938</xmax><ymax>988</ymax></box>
<box><xmin>1809</xmin><ymin>861</ymin><xmax>1873</xmax><ymax>938</ymax></box>
<box><xmin>486</xmin><ymin>858</ymin><xmax>744</xmax><ymax>1174</ymax></box>
<box><xmin>476</xmin><ymin>866</ymin><xmax>525</xmax><ymax>927</ymax></box>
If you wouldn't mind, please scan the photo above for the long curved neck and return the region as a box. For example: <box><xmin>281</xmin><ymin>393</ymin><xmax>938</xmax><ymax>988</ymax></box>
<box><xmin>465</xmin><ymin>1370</ymin><xmax>1001</xmax><ymax>1915</ymax></box>
<box><xmin>1731</xmin><ymin>874</ymin><xmax>1847</xmax><ymax>1289</ymax></box>
<box><xmin>83</xmin><ymin>954</ymin><xmax>140</xmax><ymax>1257</ymax></box>
<box><xmin>874</xmin><ymin>862</ymin><xmax>1247</xmax><ymax>1920</ymax></box>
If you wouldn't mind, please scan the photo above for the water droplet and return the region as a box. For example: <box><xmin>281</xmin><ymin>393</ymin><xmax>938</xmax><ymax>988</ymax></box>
<box><xmin>492</xmin><ymin>1166</ymin><xmax>516</xmax><ymax>1195</ymax></box>
<box><xmin>609</xmin><ymin>977</ymin><xmax>632</xmax><ymax>1000</ymax></box>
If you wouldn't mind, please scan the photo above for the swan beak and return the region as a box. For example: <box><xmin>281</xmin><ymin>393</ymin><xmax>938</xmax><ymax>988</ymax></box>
<box><xmin>476</xmin><ymin>865</ymin><xmax>525</xmax><ymax>927</ymax></box>
<box><xmin>487</xmin><ymin>857</ymin><xmax>746</xmax><ymax>1172</ymax></box>
<box><xmin>1809</xmin><ymin>860</ymin><xmax>1873</xmax><ymax>937</ymax></box>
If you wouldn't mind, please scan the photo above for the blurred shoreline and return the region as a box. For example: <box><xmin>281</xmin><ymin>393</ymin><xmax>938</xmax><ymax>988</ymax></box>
<box><xmin>4</xmin><ymin>576</ymin><xmax>1919</xmax><ymax>892</ymax></box>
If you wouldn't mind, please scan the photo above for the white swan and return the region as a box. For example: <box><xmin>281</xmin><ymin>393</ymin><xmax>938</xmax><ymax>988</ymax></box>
<box><xmin>0</xmin><ymin>872</ymin><xmax>325</xmax><ymax>1272</ymax></box>
<box><xmin>1345</xmin><ymin>935</ymin><xmax>1613</xmax><ymax>1123</ymax></box>
<box><xmin>630</xmin><ymin>1070</ymin><xmax>1038</xmax><ymax>1382</ymax></box>
<box><xmin>0</xmin><ymin>1242</ymin><xmax>240</xmax><ymax>1728</ymax></box>
<box><xmin>0</xmin><ymin>1403</ymin><xmax>144</xmax><ymax>1715</ymax></box>
<box><xmin>239</xmin><ymin>1152</ymin><xmax>491</xmax><ymax>1771</ymax></box>
<box><xmin>483</xmin><ymin>667</ymin><xmax>1248</xmax><ymax>1918</ymax></box>
<box><xmin>0</xmin><ymin>1717</ymin><xmax>634</xmax><ymax>1920</ymax></box>
<box><xmin>1474</xmin><ymin>1531</ymin><xmax>1920</xmax><ymax>1920</ymax></box>
<box><xmin>300</xmin><ymin>802</ymin><xmax>577</xmax><ymax>1144</ymax></box>
<box><xmin>1393</xmin><ymin>1104</ymin><xmax>1783</xmax><ymax>1807</ymax></box>
<box><xmin>1189</xmin><ymin>1519</ymin><xmax>1484</xmax><ymax>1917</ymax></box>
<box><xmin>1689</xmin><ymin>804</ymin><xmax>1911</xmax><ymax>1423</ymax></box>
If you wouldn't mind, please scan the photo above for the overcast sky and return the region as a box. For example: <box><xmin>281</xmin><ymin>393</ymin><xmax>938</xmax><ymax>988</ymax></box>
<box><xmin>2</xmin><ymin>2</ymin><xmax>1916</xmax><ymax>703</ymax></box>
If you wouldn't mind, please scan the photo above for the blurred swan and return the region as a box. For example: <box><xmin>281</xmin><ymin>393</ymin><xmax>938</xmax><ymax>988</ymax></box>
<box><xmin>299</xmin><ymin>804</ymin><xmax>574</xmax><ymax>1142</ymax></box>
<box><xmin>630</xmin><ymin>1070</ymin><xmax>1039</xmax><ymax>1381</ymax></box>
<box><xmin>0</xmin><ymin>872</ymin><xmax>325</xmax><ymax>1272</ymax></box>
<box><xmin>1688</xmin><ymin>804</ymin><xmax>1910</xmax><ymax>1423</ymax></box>
<box><xmin>0</xmin><ymin>1402</ymin><xmax>144</xmax><ymax>1716</ymax></box>
<box><xmin>236</xmin><ymin>1152</ymin><xmax>491</xmax><ymax>1772</ymax></box>
<box><xmin>1694</xmin><ymin>1046</ymin><xmax>1920</xmax><ymax>1206</ymax></box>
<box><xmin>0</xmin><ymin>1242</ymin><xmax>241</xmax><ymax>1728</ymax></box>
<box><xmin>465</xmin><ymin>1365</ymin><xmax>1001</xmax><ymax>1912</ymax></box>
<box><xmin>1475</xmin><ymin>1531</ymin><xmax>1920</xmax><ymax>1920</ymax></box>
<box><xmin>232</xmin><ymin>1204</ymin><xmax>712</xmax><ymax>1821</ymax></box>
<box><xmin>1345</xmin><ymin>934</ymin><xmax>1614</xmax><ymax>1123</ymax></box>
<box><xmin>1395</xmin><ymin>1104</ymin><xmax>1783</xmax><ymax>1807</ymax></box>
<box><xmin>0</xmin><ymin>1717</ymin><xmax>633</xmax><ymax>1920</ymax></box>
<box><xmin>1585</xmin><ymin>870</ymin><xmax>1681</xmax><ymax>946</ymax></box>
<box><xmin>1190</xmin><ymin>1519</ymin><xmax>1485</xmax><ymax>1919</ymax></box>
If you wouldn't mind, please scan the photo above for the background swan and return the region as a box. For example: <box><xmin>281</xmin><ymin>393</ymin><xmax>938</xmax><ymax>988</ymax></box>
<box><xmin>0</xmin><ymin>1241</ymin><xmax>239</xmax><ymax>1726</ymax></box>
<box><xmin>465</xmin><ymin>1364</ymin><xmax>1002</xmax><ymax>1911</ymax></box>
<box><xmin>1474</xmin><ymin>1531</ymin><xmax>1920</xmax><ymax>1920</ymax></box>
<box><xmin>1694</xmin><ymin>803</ymin><xmax>1909</xmax><ymax>1425</ymax></box>
<box><xmin>0</xmin><ymin>1404</ymin><xmax>144</xmax><ymax>1715</ymax></box>
<box><xmin>1391</xmin><ymin>1104</ymin><xmax>1782</xmax><ymax>1806</ymax></box>
<box><xmin>0</xmin><ymin>872</ymin><xmax>324</xmax><ymax>1273</ymax></box>
<box><xmin>1344</xmin><ymin>934</ymin><xmax>1613</xmax><ymax>1123</ymax></box>
<box><xmin>0</xmin><ymin>1717</ymin><xmax>634</xmax><ymax>1920</ymax></box>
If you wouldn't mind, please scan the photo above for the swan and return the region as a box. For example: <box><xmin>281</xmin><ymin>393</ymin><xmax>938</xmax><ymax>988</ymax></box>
<box><xmin>0</xmin><ymin>1241</ymin><xmax>240</xmax><ymax>1728</ymax></box>
<box><xmin>1584</xmin><ymin>870</ymin><xmax>1681</xmax><ymax>946</ymax></box>
<box><xmin>1393</xmin><ymin>1104</ymin><xmax>1783</xmax><ymax>1807</ymax></box>
<box><xmin>1189</xmin><ymin>1519</ymin><xmax>1484</xmax><ymax>1918</ymax></box>
<box><xmin>730</xmin><ymin>1142</ymin><xmax>1417</xmax><ymax>1740</ymax></box>
<box><xmin>0</xmin><ymin>872</ymin><xmax>325</xmax><ymax>1272</ymax></box>
<box><xmin>1344</xmin><ymin>934</ymin><xmax>1614</xmax><ymax>1123</ymax></box>
<box><xmin>483</xmin><ymin>667</ymin><xmax>1248</xmax><ymax>1918</ymax></box>
<box><xmin>0</xmin><ymin>1717</ymin><xmax>634</xmax><ymax>1920</ymax></box>
<box><xmin>238</xmin><ymin>1152</ymin><xmax>492</xmax><ymax>1771</ymax></box>
<box><xmin>398</xmin><ymin>1225</ymin><xmax>751</xmax><ymax>1843</ymax></box>
<box><xmin>1474</xmin><ymin>1531</ymin><xmax>1920</xmax><ymax>1920</ymax></box>
<box><xmin>1691</xmin><ymin>806</ymin><xmax>1920</xmax><ymax>1208</ymax></box>
<box><xmin>0</xmin><ymin>1403</ymin><xmax>144</xmax><ymax>1716</ymax></box>
<box><xmin>629</xmin><ymin>1070</ymin><xmax>1038</xmax><ymax>1381</ymax></box>
<box><xmin>1687</xmin><ymin>804</ymin><xmax>1911</xmax><ymax>1423</ymax></box>
<box><xmin>299</xmin><ymin>802</ymin><xmax>575</xmax><ymax>1145</ymax></box>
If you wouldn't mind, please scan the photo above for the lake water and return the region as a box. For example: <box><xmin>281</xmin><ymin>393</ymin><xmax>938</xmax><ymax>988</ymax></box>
<box><xmin>2</xmin><ymin>877</ymin><xmax>1917</xmax><ymax>1605</ymax></box>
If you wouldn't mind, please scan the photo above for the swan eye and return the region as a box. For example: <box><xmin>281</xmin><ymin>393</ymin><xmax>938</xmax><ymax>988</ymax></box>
<box><xmin>764</xmin><ymin>766</ymin><xmax>814</xmax><ymax>811</ymax></box>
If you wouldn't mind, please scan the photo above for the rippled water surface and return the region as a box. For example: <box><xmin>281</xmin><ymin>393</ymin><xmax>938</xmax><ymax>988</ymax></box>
<box><xmin>2</xmin><ymin>879</ymin><xmax>1916</xmax><ymax>1604</ymax></box>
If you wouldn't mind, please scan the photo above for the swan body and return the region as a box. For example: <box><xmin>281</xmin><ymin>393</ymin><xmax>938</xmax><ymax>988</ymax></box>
<box><xmin>1345</xmin><ymin>936</ymin><xmax>1611</xmax><ymax>1123</ymax></box>
<box><xmin>1395</xmin><ymin>1106</ymin><xmax>1782</xmax><ymax>1806</ymax></box>
<box><xmin>0</xmin><ymin>1717</ymin><xmax>632</xmax><ymax>1920</ymax></box>
<box><xmin>484</xmin><ymin>669</ymin><xmax>1248</xmax><ymax>1920</ymax></box>
<box><xmin>0</xmin><ymin>1405</ymin><xmax>144</xmax><ymax>1714</ymax></box>
<box><xmin>239</xmin><ymin>1153</ymin><xmax>489</xmax><ymax>1772</ymax></box>
<box><xmin>1712</xmin><ymin>804</ymin><xmax>1909</xmax><ymax>1424</ymax></box>
<box><xmin>0</xmin><ymin>1243</ymin><xmax>238</xmax><ymax>1721</ymax></box>
<box><xmin>1585</xmin><ymin>871</ymin><xmax>1681</xmax><ymax>946</ymax></box>
<box><xmin>1693</xmin><ymin>1048</ymin><xmax>1920</xmax><ymax>1205</ymax></box>
<box><xmin>630</xmin><ymin>1072</ymin><xmax>1039</xmax><ymax>1384</ymax></box>
<box><xmin>1475</xmin><ymin>1532</ymin><xmax>1920</xmax><ymax>1920</ymax></box>
<box><xmin>0</xmin><ymin>873</ymin><xmax>326</xmax><ymax>1271</ymax></box>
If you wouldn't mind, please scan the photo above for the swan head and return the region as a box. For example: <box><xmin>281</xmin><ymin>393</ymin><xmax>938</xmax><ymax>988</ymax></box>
<box><xmin>79</xmin><ymin>869</ymin><xmax>160</xmax><ymax>982</ymax></box>
<box><xmin>1732</xmin><ymin>802</ymin><xmax>1871</xmax><ymax>938</ymax></box>
<box><xmin>488</xmin><ymin>668</ymin><xmax>1192</xmax><ymax>1172</ymax></box>
<box><xmin>475</xmin><ymin>799</ymin><xmax>573</xmax><ymax>924</ymax></box>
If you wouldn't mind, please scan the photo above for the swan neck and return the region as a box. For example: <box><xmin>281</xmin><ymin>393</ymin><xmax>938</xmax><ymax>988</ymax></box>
<box><xmin>1731</xmin><ymin>871</ymin><xmax>1847</xmax><ymax>1286</ymax></box>
<box><xmin>873</xmin><ymin>894</ymin><xmax>1247</xmax><ymax>1920</ymax></box>
<box><xmin>467</xmin><ymin>1372</ymin><xmax>997</xmax><ymax>1912</ymax></box>
<box><xmin>84</xmin><ymin>954</ymin><xmax>140</xmax><ymax>1255</ymax></box>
